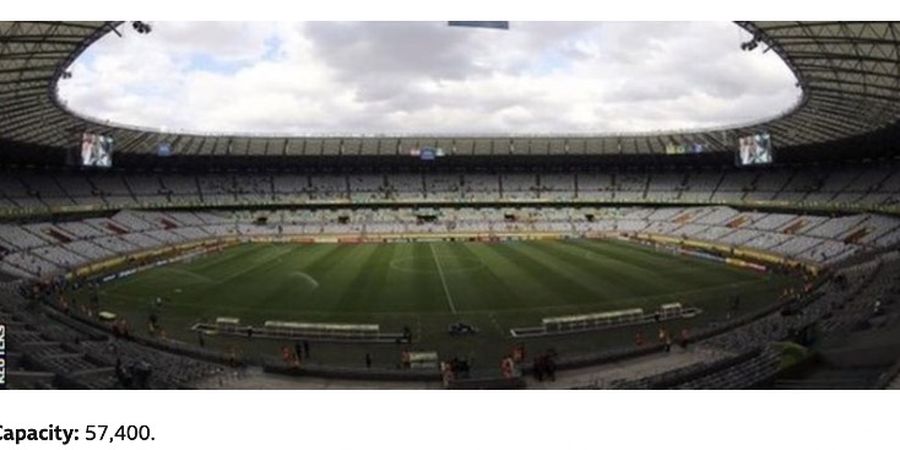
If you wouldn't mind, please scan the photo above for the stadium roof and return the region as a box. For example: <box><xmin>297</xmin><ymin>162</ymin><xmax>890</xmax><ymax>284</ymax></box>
<box><xmin>0</xmin><ymin>21</ymin><xmax>898</xmax><ymax>159</ymax></box>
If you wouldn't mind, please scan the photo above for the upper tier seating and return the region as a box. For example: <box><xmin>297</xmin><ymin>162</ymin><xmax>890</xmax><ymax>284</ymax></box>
<box><xmin>2</xmin><ymin>163</ymin><xmax>900</xmax><ymax>212</ymax></box>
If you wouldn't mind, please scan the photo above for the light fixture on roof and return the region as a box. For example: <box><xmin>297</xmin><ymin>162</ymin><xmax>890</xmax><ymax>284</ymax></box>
<box><xmin>740</xmin><ymin>37</ymin><xmax>759</xmax><ymax>51</ymax></box>
<box><xmin>132</xmin><ymin>21</ymin><xmax>152</xmax><ymax>34</ymax></box>
<box><xmin>740</xmin><ymin>30</ymin><xmax>764</xmax><ymax>51</ymax></box>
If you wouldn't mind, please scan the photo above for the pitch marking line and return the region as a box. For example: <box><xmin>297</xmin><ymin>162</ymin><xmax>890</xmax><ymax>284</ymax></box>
<box><xmin>430</xmin><ymin>242</ymin><xmax>457</xmax><ymax>314</ymax></box>
<box><xmin>159</xmin><ymin>267</ymin><xmax>215</xmax><ymax>284</ymax></box>
<box><xmin>291</xmin><ymin>271</ymin><xmax>320</xmax><ymax>290</ymax></box>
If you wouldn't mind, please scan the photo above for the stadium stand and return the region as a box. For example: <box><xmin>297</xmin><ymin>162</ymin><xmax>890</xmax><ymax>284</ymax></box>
<box><xmin>5</xmin><ymin>201</ymin><xmax>900</xmax><ymax>278</ymax></box>
<box><xmin>1</xmin><ymin>21</ymin><xmax>900</xmax><ymax>388</ymax></box>
<box><xmin>0</xmin><ymin>281</ymin><xmax>225</xmax><ymax>388</ymax></box>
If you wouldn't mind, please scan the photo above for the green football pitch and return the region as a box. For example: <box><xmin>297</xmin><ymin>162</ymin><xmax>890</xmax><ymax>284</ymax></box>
<box><xmin>82</xmin><ymin>238</ymin><xmax>799</xmax><ymax>369</ymax></box>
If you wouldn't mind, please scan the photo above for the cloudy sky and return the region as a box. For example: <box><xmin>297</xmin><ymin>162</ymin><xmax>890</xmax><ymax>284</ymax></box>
<box><xmin>57</xmin><ymin>22</ymin><xmax>801</xmax><ymax>135</ymax></box>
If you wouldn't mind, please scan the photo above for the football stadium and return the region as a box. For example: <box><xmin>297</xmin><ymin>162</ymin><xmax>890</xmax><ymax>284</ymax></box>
<box><xmin>1</xmin><ymin>21</ymin><xmax>900</xmax><ymax>390</ymax></box>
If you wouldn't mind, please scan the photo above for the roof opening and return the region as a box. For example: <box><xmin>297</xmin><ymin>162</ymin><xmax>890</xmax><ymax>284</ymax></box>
<box><xmin>57</xmin><ymin>21</ymin><xmax>801</xmax><ymax>136</ymax></box>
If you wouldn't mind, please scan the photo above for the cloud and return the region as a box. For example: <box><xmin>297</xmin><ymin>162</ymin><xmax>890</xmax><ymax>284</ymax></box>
<box><xmin>57</xmin><ymin>21</ymin><xmax>801</xmax><ymax>134</ymax></box>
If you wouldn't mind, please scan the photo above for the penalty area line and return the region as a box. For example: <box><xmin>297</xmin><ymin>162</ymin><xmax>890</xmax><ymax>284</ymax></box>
<box><xmin>430</xmin><ymin>242</ymin><xmax>457</xmax><ymax>314</ymax></box>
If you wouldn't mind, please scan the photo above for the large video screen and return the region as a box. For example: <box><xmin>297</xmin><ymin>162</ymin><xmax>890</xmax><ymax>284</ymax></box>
<box><xmin>80</xmin><ymin>133</ymin><xmax>114</xmax><ymax>167</ymax></box>
<box><xmin>737</xmin><ymin>132</ymin><xmax>772</xmax><ymax>166</ymax></box>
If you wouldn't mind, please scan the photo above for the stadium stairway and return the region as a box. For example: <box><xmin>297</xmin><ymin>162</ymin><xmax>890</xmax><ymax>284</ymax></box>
<box><xmin>773</xmin><ymin>366</ymin><xmax>886</xmax><ymax>389</ymax></box>
<box><xmin>191</xmin><ymin>366</ymin><xmax>442</xmax><ymax>389</ymax></box>
<box><xmin>889</xmin><ymin>374</ymin><xmax>900</xmax><ymax>389</ymax></box>
<box><xmin>531</xmin><ymin>345</ymin><xmax>730</xmax><ymax>389</ymax></box>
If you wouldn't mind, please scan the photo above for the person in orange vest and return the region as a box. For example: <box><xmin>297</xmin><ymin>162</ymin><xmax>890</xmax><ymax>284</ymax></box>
<box><xmin>500</xmin><ymin>356</ymin><xmax>514</xmax><ymax>379</ymax></box>
<box><xmin>401</xmin><ymin>350</ymin><xmax>411</xmax><ymax>369</ymax></box>
<box><xmin>512</xmin><ymin>344</ymin><xmax>525</xmax><ymax>363</ymax></box>
<box><xmin>440</xmin><ymin>361</ymin><xmax>454</xmax><ymax>388</ymax></box>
